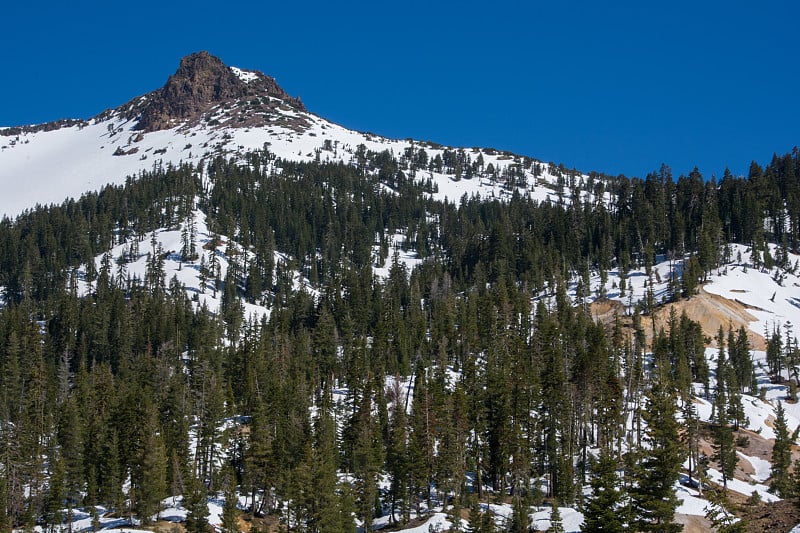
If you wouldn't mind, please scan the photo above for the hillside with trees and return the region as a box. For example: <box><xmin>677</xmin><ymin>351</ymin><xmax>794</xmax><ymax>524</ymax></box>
<box><xmin>0</xmin><ymin>144</ymin><xmax>799</xmax><ymax>532</ymax></box>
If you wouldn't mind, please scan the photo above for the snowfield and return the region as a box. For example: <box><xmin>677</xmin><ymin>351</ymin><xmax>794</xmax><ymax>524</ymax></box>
<box><xmin>0</xmin><ymin>64</ymin><xmax>603</xmax><ymax>219</ymax></box>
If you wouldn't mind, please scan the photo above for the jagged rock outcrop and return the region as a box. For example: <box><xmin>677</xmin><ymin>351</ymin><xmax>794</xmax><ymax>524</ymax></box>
<box><xmin>133</xmin><ymin>51</ymin><xmax>305</xmax><ymax>132</ymax></box>
<box><xmin>2</xmin><ymin>52</ymin><xmax>309</xmax><ymax>136</ymax></box>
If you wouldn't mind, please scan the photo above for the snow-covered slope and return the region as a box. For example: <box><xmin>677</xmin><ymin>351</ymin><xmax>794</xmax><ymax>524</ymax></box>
<box><xmin>704</xmin><ymin>244</ymin><xmax>800</xmax><ymax>340</ymax></box>
<box><xmin>0</xmin><ymin>105</ymin><xmax>588</xmax><ymax>217</ymax></box>
<box><xmin>0</xmin><ymin>55</ymin><xmax>602</xmax><ymax>219</ymax></box>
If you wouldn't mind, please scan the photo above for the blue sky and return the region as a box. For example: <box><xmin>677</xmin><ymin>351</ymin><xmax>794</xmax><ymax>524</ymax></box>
<box><xmin>2</xmin><ymin>0</ymin><xmax>797</xmax><ymax>179</ymax></box>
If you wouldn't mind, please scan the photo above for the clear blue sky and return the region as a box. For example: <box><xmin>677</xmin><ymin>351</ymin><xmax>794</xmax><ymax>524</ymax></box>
<box><xmin>2</xmin><ymin>0</ymin><xmax>797</xmax><ymax>179</ymax></box>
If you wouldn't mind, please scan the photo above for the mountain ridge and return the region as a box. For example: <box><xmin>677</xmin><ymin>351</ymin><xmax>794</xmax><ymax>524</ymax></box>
<box><xmin>1</xmin><ymin>51</ymin><xmax>306</xmax><ymax>136</ymax></box>
<box><xmin>0</xmin><ymin>52</ymin><xmax>585</xmax><ymax>220</ymax></box>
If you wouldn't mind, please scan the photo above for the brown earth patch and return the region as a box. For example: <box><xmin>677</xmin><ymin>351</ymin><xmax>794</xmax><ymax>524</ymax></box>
<box><xmin>588</xmin><ymin>298</ymin><xmax>626</xmax><ymax>324</ymax></box>
<box><xmin>154</xmin><ymin>521</ymin><xmax>185</xmax><ymax>533</ymax></box>
<box><xmin>652</xmin><ymin>287</ymin><xmax>766</xmax><ymax>350</ymax></box>
<box><xmin>589</xmin><ymin>287</ymin><xmax>766</xmax><ymax>351</ymax></box>
<box><xmin>690</xmin><ymin>423</ymin><xmax>775</xmax><ymax>490</ymax></box>
<box><xmin>740</xmin><ymin>499</ymin><xmax>800</xmax><ymax>532</ymax></box>
<box><xmin>244</xmin><ymin>513</ymin><xmax>281</xmax><ymax>533</ymax></box>
<box><xmin>736</xmin><ymin>427</ymin><xmax>774</xmax><ymax>465</ymax></box>
<box><xmin>674</xmin><ymin>513</ymin><xmax>714</xmax><ymax>533</ymax></box>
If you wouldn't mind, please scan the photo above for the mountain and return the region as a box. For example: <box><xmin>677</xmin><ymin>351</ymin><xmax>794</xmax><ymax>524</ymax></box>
<box><xmin>0</xmin><ymin>51</ymin><xmax>577</xmax><ymax>220</ymax></box>
<box><xmin>3</xmin><ymin>52</ymin><xmax>800</xmax><ymax>533</ymax></box>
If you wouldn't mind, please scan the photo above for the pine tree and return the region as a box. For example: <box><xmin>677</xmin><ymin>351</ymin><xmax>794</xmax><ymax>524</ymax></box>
<box><xmin>184</xmin><ymin>475</ymin><xmax>209</xmax><ymax>533</ymax></box>
<box><xmin>466</xmin><ymin>501</ymin><xmax>495</xmax><ymax>533</ymax></box>
<box><xmin>766</xmin><ymin>327</ymin><xmax>783</xmax><ymax>381</ymax></box>
<box><xmin>308</xmin><ymin>395</ymin><xmax>351</xmax><ymax>533</ymax></box>
<box><xmin>220</xmin><ymin>269</ymin><xmax>243</xmax><ymax>343</ymax></box>
<box><xmin>548</xmin><ymin>502</ymin><xmax>565</xmax><ymax>533</ymax></box>
<box><xmin>199</xmin><ymin>254</ymin><xmax>209</xmax><ymax>293</ymax></box>
<box><xmin>0</xmin><ymin>475</ymin><xmax>10</xmax><ymax>533</ymax></box>
<box><xmin>220</xmin><ymin>468</ymin><xmax>239</xmax><ymax>533</ymax></box>
<box><xmin>629</xmin><ymin>344</ymin><xmax>683</xmax><ymax>532</ymax></box>
<box><xmin>771</xmin><ymin>402</ymin><xmax>793</xmax><ymax>497</ymax></box>
<box><xmin>57</xmin><ymin>397</ymin><xmax>84</xmax><ymax>509</ymax></box>
<box><xmin>583</xmin><ymin>450</ymin><xmax>626</xmax><ymax>533</ymax></box>
<box><xmin>408</xmin><ymin>366</ymin><xmax>434</xmax><ymax>514</ymax></box>
<box><xmin>507</xmin><ymin>497</ymin><xmax>529</xmax><ymax>533</ymax></box>
<box><xmin>242</xmin><ymin>398</ymin><xmax>275</xmax><ymax>516</ymax></box>
<box><xmin>682</xmin><ymin>400</ymin><xmax>702</xmax><ymax>492</ymax></box>
<box><xmin>135</xmin><ymin>410</ymin><xmax>168</xmax><ymax>523</ymax></box>
<box><xmin>705</xmin><ymin>488</ymin><xmax>746</xmax><ymax>533</ymax></box>
<box><xmin>43</xmin><ymin>450</ymin><xmax>66</xmax><ymax>533</ymax></box>
<box><xmin>386</xmin><ymin>380</ymin><xmax>410</xmax><ymax>524</ymax></box>
<box><xmin>352</xmin><ymin>388</ymin><xmax>382</xmax><ymax>532</ymax></box>
<box><xmin>711</xmin><ymin>390</ymin><xmax>737</xmax><ymax>490</ymax></box>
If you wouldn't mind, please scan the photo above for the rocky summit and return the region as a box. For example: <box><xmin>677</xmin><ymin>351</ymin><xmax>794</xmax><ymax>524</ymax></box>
<box><xmin>131</xmin><ymin>51</ymin><xmax>305</xmax><ymax>132</ymax></box>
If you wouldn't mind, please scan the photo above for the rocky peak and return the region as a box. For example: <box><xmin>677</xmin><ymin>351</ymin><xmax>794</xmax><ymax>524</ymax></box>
<box><xmin>133</xmin><ymin>51</ymin><xmax>304</xmax><ymax>132</ymax></box>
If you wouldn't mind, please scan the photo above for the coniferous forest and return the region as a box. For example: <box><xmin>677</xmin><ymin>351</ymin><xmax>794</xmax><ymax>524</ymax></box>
<box><xmin>1</xmin><ymin>145</ymin><xmax>799</xmax><ymax>532</ymax></box>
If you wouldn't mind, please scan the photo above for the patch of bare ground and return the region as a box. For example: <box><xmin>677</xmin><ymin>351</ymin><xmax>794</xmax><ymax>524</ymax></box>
<box><xmin>740</xmin><ymin>499</ymin><xmax>800</xmax><ymax>532</ymax></box>
<box><xmin>154</xmin><ymin>521</ymin><xmax>185</xmax><ymax>533</ymax></box>
<box><xmin>590</xmin><ymin>289</ymin><xmax>800</xmax><ymax>530</ymax></box>
<box><xmin>695</xmin><ymin>421</ymin><xmax>799</xmax><ymax>487</ymax></box>
<box><xmin>674</xmin><ymin>513</ymin><xmax>714</xmax><ymax>533</ymax></box>
<box><xmin>589</xmin><ymin>287</ymin><xmax>766</xmax><ymax>351</ymax></box>
<box><xmin>654</xmin><ymin>287</ymin><xmax>766</xmax><ymax>350</ymax></box>
<box><xmin>378</xmin><ymin>515</ymin><xmax>431</xmax><ymax>531</ymax></box>
<box><xmin>693</xmin><ymin>426</ymin><xmax>770</xmax><ymax>490</ymax></box>
<box><xmin>688</xmin><ymin>422</ymin><xmax>800</xmax><ymax>531</ymax></box>
<box><xmin>239</xmin><ymin>514</ymin><xmax>281</xmax><ymax>533</ymax></box>
<box><xmin>589</xmin><ymin>297</ymin><xmax>626</xmax><ymax>324</ymax></box>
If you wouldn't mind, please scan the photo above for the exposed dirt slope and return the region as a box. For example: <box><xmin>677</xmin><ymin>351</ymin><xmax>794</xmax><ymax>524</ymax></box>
<box><xmin>589</xmin><ymin>286</ymin><xmax>766</xmax><ymax>350</ymax></box>
<box><xmin>655</xmin><ymin>286</ymin><xmax>765</xmax><ymax>350</ymax></box>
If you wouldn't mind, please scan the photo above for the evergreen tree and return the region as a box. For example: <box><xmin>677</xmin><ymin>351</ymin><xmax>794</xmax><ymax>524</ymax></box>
<box><xmin>705</xmin><ymin>488</ymin><xmax>746</xmax><ymax>533</ymax></box>
<box><xmin>184</xmin><ymin>475</ymin><xmax>209</xmax><ymax>533</ymax></box>
<box><xmin>507</xmin><ymin>497</ymin><xmax>529</xmax><ymax>533</ymax></box>
<box><xmin>351</xmin><ymin>388</ymin><xmax>382</xmax><ymax>532</ymax></box>
<box><xmin>135</xmin><ymin>409</ymin><xmax>168</xmax><ymax>523</ymax></box>
<box><xmin>711</xmin><ymin>391</ymin><xmax>737</xmax><ymax>490</ymax></box>
<box><xmin>548</xmin><ymin>503</ymin><xmax>565</xmax><ymax>533</ymax></box>
<box><xmin>682</xmin><ymin>400</ymin><xmax>702</xmax><ymax>492</ymax></box>
<box><xmin>221</xmin><ymin>468</ymin><xmax>239</xmax><ymax>533</ymax></box>
<box><xmin>308</xmin><ymin>395</ymin><xmax>352</xmax><ymax>533</ymax></box>
<box><xmin>43</xmin><ymin>450</ymin><xmax>66</xmax><ymax>533</ymax></box>
<box><xmin>466</xmin><ymin>501</ymin><xmax>495</xmax><ymax>533</ymax></box>
<box><xmin>629</xmin><ymin>345</ymin><xmax>683</xmax><ymax>532</ymax></box>
<box><xmin>583</xmin><ymin>450</ymin><xmax>626</xmax><ymax>533</ymax></box>
<box><xmin>771</xmin><ymin>402</ymin><xmax>793</xmax><ymax>497</ymax></box>
<box><xmin>0</xmin><ymin>476</ymin><xmax>10</xmax><ymax>533</ymax></box>
<box><xmin>386</xmin><ymin>380</ymin><xmax>410</xmax><ymax>524</ymax></box>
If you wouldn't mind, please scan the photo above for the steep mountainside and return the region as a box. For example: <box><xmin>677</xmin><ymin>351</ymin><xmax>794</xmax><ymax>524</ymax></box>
<box><xmin>3</xmin><ymin>52</ymin><xmax>800</xmax><ymax>533</ymax></box>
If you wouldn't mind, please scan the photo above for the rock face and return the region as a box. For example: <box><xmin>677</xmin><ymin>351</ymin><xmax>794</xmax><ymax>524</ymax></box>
<box><xmin>134</xmin><ymin>51</ymin><xmax>305</xmax><ymax>132</ymax></box>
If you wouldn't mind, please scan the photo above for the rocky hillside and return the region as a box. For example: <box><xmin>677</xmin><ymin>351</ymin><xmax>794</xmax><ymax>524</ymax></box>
<box><xmin>129</xmin><ymin>51</ymin><xmax>306</xmax><ymax>132</ymax></box>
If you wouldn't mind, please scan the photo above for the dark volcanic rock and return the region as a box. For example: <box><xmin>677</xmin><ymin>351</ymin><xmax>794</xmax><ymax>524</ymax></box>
<box><xmin>4</xmin><ymin>52</ymin><xmax>309</xmax><ymax>136</ymax></box>
<box><xmin>134</xmin><ymin>51</ymin><xmax>305</xmax><ymax>132</ymax></box>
